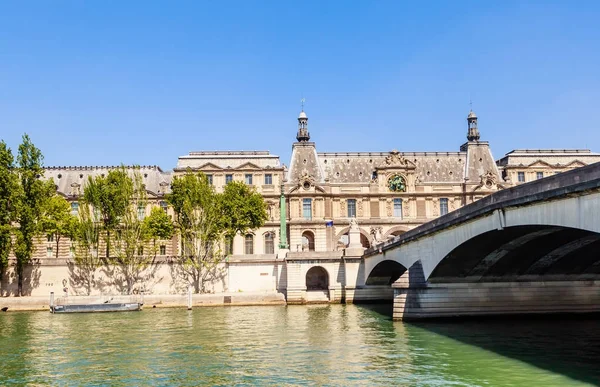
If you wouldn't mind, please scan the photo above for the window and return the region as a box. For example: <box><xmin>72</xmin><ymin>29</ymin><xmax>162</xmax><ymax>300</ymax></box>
<box><xmin>137</xmin><ymin>246</ymin><xmax>144</xmax><ymax>256</ymax></box>
<box><xmin>225</xmin><ymin>236</ymin><xmax>233</xmax><ymax>255</ymax></box>
<box><xmin>225</xmin><ymin>174</ymin><xmax>233</xmax><ymax>184</ymax></box>
<box><xmin>303</xmin><ymin>198</ymin><xmax>312</xmax><ymax>220</ymax></box>
<box><xmin>137</xmin><ymin>205</ymin><xmax>145</xmax><ymax>220</ymax></box>
<box><xmin>69</xmin><ymin>245</ymin><xmax>75</xmax><ymax>258</ymax></box>
<box><xmin>347</xmin><ymin>199</ymin><xmax>356</xmax><ymax>218</ymax></box>
<box><xmin>245</xmin><ymin>174</ymin><xmax>253</xmax><ymax>185</ymax></box>
<box><xmin>46</xmin><ymin>247</ymin><xmax>53</xmax><ymax>258</ymax></box>
<box><xmin>206</xmin><ymin>174</ymin><xmax>213</xmax><ymax>185</ymax></box>
<box><xmin>160</xmin><ymin>201</ymin><xmax>168</xmax><ymax>213</ymax></box>
<box><xmin>518</xmin><ymin>172</ymin><xmax>525</xmax><ymax>182</ymax></box>
<box><xmin>71</xmin><ymin>202</ymin><xmax>79</xmax><ymax>215</ymax></box>
<box><xmin>393</xmin><ymin>198</ymin><xmax>403</xmax><ymax>218</ymax></box>
<box><xmin>91</xmin><ymin>247</ymin><xmax>98</xmax><ymax>258</ymax></box>
<box><xmin>264</xmin><ymin>174</ymin><xmax>272</xmax><ymax>185</ymax></box>
<box><xmin>159</xmin><ymin>245</ymin><xmax>166</xmax><ymax>255</ymax></box>
<box><xmin>440</xmin><ymin>198</ymin><xmax>449</xmax><ymax>216</ymax></box>
<box><xmin>47</xmin><ymin>234</ymin><xmax>54</xmax><ymax>243</ymax></box>
<box><xmin>264</xmin><ymin>233</ymin><xmax>274</xmax><ymax>254</ymax></box>
<box><xmin>536</xmin><ymin>172</ymin><xmax>544</xmax><ymax>180</ymax></box>
<box><xmin>244</xmin><ymin>234</ymin><xmax>254</xmax><ymax>255</ymax></box>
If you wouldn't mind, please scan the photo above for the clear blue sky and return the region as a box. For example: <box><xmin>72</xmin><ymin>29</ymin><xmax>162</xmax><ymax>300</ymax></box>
<box><xmin>1</xmin><ymin>1</ymin><xmax>599</xmax><ymax>170</ymax></box>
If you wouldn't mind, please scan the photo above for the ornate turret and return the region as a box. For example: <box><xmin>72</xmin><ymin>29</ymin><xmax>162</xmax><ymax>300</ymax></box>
<box><xmin>296</xmin><ymin>110</ymin><xmax>310</xmax><ymax>142</ymax></box>
<box><xmin>467</xmin><ymin>110</ymin><xmax>480</xmax><ymax>142</ymax></box>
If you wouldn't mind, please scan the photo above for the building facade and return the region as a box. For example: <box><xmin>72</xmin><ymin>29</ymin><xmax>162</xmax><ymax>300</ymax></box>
<box><xmin>6</xmin><ymin>109</ymin><xmax>599</xmax><ymax>300</ymax></box>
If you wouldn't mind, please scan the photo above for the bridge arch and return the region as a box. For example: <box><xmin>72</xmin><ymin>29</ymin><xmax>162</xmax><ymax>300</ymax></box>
<box><xmin>366</xmin><ymin>191</ymin><xmax>600</xmax><ymax>282</ymax></box>
<box><xmin>365</xmin><ymin>260</ymin><xmax>407</xmax><ymax>286</ymax></box>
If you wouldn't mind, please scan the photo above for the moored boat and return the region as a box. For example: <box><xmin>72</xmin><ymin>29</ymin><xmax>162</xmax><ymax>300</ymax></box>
<box><xmin>50</xmin><ymin>302</ymin><xmax>142</xmax><ymax>313</ymax></box>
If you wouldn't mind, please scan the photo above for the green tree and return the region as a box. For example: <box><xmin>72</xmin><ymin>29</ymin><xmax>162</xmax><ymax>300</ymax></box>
<box><xmin>71</xmin><ymin>201</ymin><xmax>101</xmax><ymax>295</ymax></box>
<box><xmin>142</xmin><ymin>206</ymin><xmax>174</xmax><ymax>256</ymax></box>
<box><xmin>167</xmin><ymin>172</ymin><xmax>267</xmax><ymax>293</ymax></box>
<box><xmin>14</xmin><ymin>134</ymin><xmax>54</xmax><ymax>296</ymax></box>
<box><xmin>106</xmin><ymin>168</ymin><xmax>152</xmax><ymax>294</ymax></box>
<box><xmin>220</xmin><ymin>181</ymin><xmax>268</xmax><ymax>237</ymax></box>
<box><xmin>83</xmin><ymin>167</ymin><xmax>133</xmax><ymax>258</ymax></box>
<box><xmin>0</xmin><ymin>141</ymin><xmax>20</xmax><ymax>289</ymax></box>
<box><xmin>40</xmin><ymin>195</ymin><xmax>78</xmax><ymax>258</ymax></box>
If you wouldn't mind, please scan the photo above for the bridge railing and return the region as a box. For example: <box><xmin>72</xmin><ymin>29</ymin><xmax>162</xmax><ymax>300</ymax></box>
<box><xmin>365</xmin><ymin>161</ymin><xmax>600</xmax><ymax>257</ymax></box>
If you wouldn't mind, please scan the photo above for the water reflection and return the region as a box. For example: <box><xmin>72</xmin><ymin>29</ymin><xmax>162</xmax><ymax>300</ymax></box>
<box><xmin>0</xmin><ymin>305</ymin><xmax>598</xmax><ymax>386</ymax></box>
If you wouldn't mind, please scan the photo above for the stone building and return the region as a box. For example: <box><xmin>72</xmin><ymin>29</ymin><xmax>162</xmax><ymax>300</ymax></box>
<box><xmin>6</xmin><ymin>108</ymin><xmax>599</xmax><ymax>300</ymax></box>
<box><xmin>496</xmin><ymin>149</ymin><xmax>600</xmax><ymax>185</ymax></box>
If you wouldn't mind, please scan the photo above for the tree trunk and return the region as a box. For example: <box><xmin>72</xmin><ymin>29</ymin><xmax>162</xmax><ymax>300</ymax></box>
<box><xmin>17</xmin><ymin>262</ymin><xmax>23</xmax><ymax>297</ymax></box>
<box><xmin>56</xmin><ymin>236</ymin><xmax>60</xmax><ymax>259</ymax></box>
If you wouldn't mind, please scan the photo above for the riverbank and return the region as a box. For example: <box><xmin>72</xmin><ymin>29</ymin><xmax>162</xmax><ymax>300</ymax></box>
<box><xmin>0</xmin><ymin>291</ymin><xmax>286</xmax><ymax>311</ymax></box>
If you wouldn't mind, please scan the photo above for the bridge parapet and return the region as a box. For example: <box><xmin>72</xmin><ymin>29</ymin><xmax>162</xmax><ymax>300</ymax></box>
<box><xmin>366</xmin><ymin>161</ymin><xmax>600</xmax><ymax>257</ymax></box>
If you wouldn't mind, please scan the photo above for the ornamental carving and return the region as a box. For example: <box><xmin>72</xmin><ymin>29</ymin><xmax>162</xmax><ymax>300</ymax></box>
<box><xmin>340</xmin><ymin>200</ymin><xmax>346</xmax><ymax>215</ymax></box>
<box><xmin>384</xmin><ymin>150</ymin><xmax>410</xmax><ymax>167</ymax></box>
<box><xmin>358</xmin><ymin>200</ymin><xmax>363</xmax><ymax>217</ymax></box>
<box><xmin>386</xmin><ymin>199</ymin><xmax>392</xmax><ymax>217</ymax></box>
<box><xmin>403</xmin><ymin>199</ymin><xmax>410</xmax><ymax>217</ymax></box>
<box><xmin>297</xmin><ymin>169</ymin><xmax>316</xmax><ymax>190</ymax></box>
<box><xmin>432</xmin><ymin>199</ymin><xmax>439</xmax><ymax>217</ymax></box>
<box><xmin>479</xmin><ymin>171</ymin><xmax>498</xmax><ymax>189</ymax></box>
<box><xmin>70</xmin><ymin>182</ymin><xmax>81</xmax><ymax>196</ymax></box>
<box><xmin>388</xmin><ymin>174</ymin><xmax>407</xmax><ymax>192</ymax></box>
<box><xmin>370</xmin><ymin>226</ymin><xmax>384</xmax><ymax>243</ymax></box>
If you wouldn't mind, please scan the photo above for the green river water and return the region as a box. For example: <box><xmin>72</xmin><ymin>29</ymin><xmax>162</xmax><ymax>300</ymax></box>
<box><xmin>1</xmin><ymin>304</ymin><xmax>599</xmax><ymax>386</ymax></box>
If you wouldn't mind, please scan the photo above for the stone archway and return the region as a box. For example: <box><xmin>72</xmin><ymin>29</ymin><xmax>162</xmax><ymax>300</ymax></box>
<box><xmin>306</xmin><ymin>266</ymin><xmax>329</xmax><ymax>290</ymax></box>
<box><xmin>383</xmin><ymin>225</ymin><xmax>411</xmax><ymax>239</ymax></box>
<box><xmin>335</xmin><ymin>227</ymin><xmax>371</xmax><ymax>249</ymax></box>
<box><xmin>302</xmin><ymin>230</ymin><xmax>315</xmax><ymax>251</ymax></box>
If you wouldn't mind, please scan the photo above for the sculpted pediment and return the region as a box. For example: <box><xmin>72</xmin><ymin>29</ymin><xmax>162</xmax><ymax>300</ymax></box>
<box><xmin>237</xmin><ymin>162</ymin><xmax>263</xmax><ymax>170</ymax></box>
<box><xmin>526</xmin><ymin>160</ymin><xmax>553</xmax><ymax>168</ymax></box>
<box><xmin>378</xmin><ymin>150</ymin><xmax>416</xmax><ymax>170</ymax></box>
<box><xmin>195</xmin><ymin>162</ymin><xmax>223</xmax><ymax>170</ymax></box>
<box><xmin>563</xmin><ymin>160</ymin><xmax>587</xmax><ymax>168</ymax></box>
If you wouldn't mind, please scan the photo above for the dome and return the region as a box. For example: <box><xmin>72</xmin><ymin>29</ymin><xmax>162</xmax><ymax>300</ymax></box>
<box><xmin>298</xmin><ymin>111</ymin><xmax>308</xmax><ymax>119</ymax></box>
<box><xmin>468</xmin><ymin>110</ymin><xmax>477</xmax><ymax>119</ymax></box>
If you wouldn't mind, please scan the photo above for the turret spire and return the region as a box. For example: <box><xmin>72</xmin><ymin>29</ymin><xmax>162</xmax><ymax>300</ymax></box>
<box><xmin>296</xmin><ymin>99</ymin><xmax>310</xmax><ymax>142</ymax></box>
<box><xmin>467</xmin><ymin>108</ymin><xmax>480</xmax><ymax>142</ymax></box>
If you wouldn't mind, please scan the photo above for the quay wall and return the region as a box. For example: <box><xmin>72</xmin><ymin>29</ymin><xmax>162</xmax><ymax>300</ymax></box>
<box><xmin>393</xmin><ymin>280</ymin><xmax>600</xmax><ymax>320</ymax></box>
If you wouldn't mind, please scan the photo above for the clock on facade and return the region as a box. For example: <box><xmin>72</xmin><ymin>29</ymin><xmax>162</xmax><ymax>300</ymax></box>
<box><xmin>388</xmin><ymin>175</ymin><xmax>406</xmax><ymax>192</ymax></box>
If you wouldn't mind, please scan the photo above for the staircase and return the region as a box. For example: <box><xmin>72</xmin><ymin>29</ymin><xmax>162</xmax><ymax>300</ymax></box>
<box><xmin>306</xmin><ymin>290</ymin><xmax>330</xmax><ymax>304</ymax></box>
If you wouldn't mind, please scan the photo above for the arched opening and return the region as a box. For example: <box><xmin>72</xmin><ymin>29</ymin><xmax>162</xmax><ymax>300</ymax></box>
<box><xmin>366</xmin><ymin>260</ymin><xmax>407</xmax><ymax>285</ymax></box>
<box><xmin>306</xmin><ymin>266</ymin><xmax>329</xmax><ymax>290</ymax></box>
<box><xmin>302</xmin><ymin>231</ymin><xmax>315</xmax><ymax>251</ymax></box>
<box><xmin>429</xmin><ymin>225</ymin><xmax>600</xmax><ymax>283</ymax></box>
<box><xmin>336</xmin><ymin>230</ymin><xmax>371</xmax><ymax>249</ymax></box>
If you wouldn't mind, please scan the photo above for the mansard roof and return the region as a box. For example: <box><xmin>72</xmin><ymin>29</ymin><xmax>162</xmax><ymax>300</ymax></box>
<box><xmin>316</xmin><ymin>151</ymin><xmax>467</xmax><ymax>184</ymax></box>
<box><xmin>43</xmin><ymin>165</ymin><xmax>173</xmax><ymax>198</ymax></box>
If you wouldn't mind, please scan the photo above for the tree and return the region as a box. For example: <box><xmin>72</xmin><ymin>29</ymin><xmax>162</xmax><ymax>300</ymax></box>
<box><xmin>40</xmin><ymin>195</ymin><xmax>78</xmax><ymax>258</ymax></box>
<box><xmin>142</xmin><ymin>206</ymin><xmax>174</xmax><ymax>256</ymax></box>
<box><xmin>14</xmin><ymin>134</ymin><xmax>54</xmax><ymax>296</ymax></box>
<box><xmin>83</xmin><ymin>167</ymin><xmax>133</xmax><ymax>258</ymax></box>
<box><xmin>0</xmin><ymin>141</ymin><xmax>19</xmax><ymax>289</ymax></box>
<box><xmin>71</xmin><ymin>201</ymin><xmax>101</xmax><ymax>295</ymax></box>
<box><xmin>220</xmin><ymin>181</ymin><xmax>268</xmax><ymax>237</ymax></box>
<box><xmin>167</xmin><ymin>172</ymin><xmax>267</xmax><ymax>293</ymax></box>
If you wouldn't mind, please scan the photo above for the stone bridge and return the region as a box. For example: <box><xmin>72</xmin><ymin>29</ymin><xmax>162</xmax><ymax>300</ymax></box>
<box><xmin>363</xmin><ymin>162</ymin><xmax>600</xmax><ymax>320</ymax></box>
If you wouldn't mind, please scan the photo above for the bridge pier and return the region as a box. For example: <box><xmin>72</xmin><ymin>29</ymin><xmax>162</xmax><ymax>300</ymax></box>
<box><xmin>393</xmin><ymin>279</ymin><xmax>600</xmax><ymax>321</ymax></box>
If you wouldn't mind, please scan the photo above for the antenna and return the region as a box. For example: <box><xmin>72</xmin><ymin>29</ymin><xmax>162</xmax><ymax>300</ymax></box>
<box><xmin>301</xmin><ymin>97</ymin><xmax>305</xmax><ymax>111</ymax></box>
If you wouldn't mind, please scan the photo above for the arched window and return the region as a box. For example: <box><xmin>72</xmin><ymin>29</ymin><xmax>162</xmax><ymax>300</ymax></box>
<box><xmin>301</xmin><ymin>231</ymin><xmax>315</xmax><ymax>251</ymax></box>
<box><xmin>244</xmin><ymin>234</ymin><xmax>254</xmax><ymax>255</ymax></box>
<box><xmin>264</xmin><ymin>233</ymin><xmax>274</xmax><ymax>254</ymax></box>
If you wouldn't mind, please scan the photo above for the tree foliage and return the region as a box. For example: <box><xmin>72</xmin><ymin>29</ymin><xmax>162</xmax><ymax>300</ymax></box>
<box><xmin>13</xmin><ymin>134</ymin><xmax>54</xmax><ymax>296</ymax></box>
<box><xmin>167</xmin><ymin>171</ymin><xmax>267</xmax><ymax>293</ymax></box>
<box><xmin>40</xmin><ymin>194</ymin><xmax>78</xmax><ymax>258</ymax></box>
<box><xmin>143</xmin><ymin>206</ymin><xmax>174</xmax><ymax>252</ymax></box>
<box><xmin>71</xmin><ymin>201</ymin><xmax>101</xmax><ymax>295</ymax></box>
<box><xmin>0</xmin><ymin>140</ymin><xmax>19</xmax><ymax>286</ymax></box>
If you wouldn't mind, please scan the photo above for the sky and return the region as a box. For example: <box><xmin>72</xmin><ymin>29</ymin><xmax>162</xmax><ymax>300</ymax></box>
<box><xmin>1</xmin><ymin>1</ymin><xmax>599</xmax><ymax>170</ymax></box>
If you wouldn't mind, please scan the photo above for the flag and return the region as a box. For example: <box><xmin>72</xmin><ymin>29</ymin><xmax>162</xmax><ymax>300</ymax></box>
<box><xmin>325</xmin><ymin>221</ymin><xmax>334</xmax><ymax>227</ymax></box>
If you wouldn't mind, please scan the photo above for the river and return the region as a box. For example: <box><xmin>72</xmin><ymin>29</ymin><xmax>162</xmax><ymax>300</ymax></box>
<box><xmin>1</xmin><ymin>304</ymin><xmax>599</xmax><ymax>386</ymax></box>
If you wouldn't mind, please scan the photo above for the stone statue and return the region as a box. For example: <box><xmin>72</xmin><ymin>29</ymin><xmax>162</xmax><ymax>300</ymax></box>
<box><xmin>349</xmin><ymin>217</ymin><xmax>359</xmax><ymax>231</ymax></box>
<box><xmin>370</xmin><ymin>226</ymin><xmax>383</xmax><ymax>243</ymax></box>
